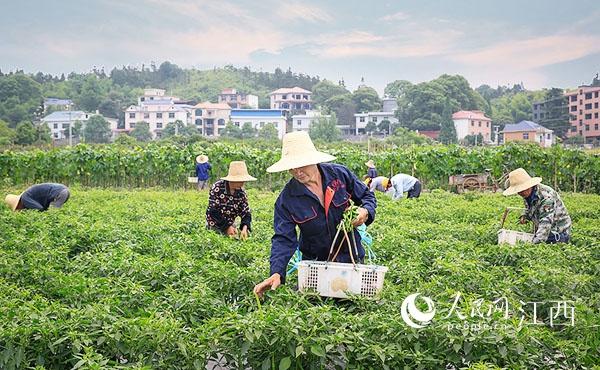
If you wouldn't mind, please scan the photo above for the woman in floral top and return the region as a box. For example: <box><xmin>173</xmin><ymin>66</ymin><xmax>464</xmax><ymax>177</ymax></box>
<box><xmin>206</xmin><ymin>161</ymin><xmax>256</xmax><ymax>239</ymax></box>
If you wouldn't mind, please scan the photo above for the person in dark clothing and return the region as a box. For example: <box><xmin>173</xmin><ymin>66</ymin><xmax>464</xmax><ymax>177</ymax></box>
<box><xmin>4</xmin><ymin>183</ymin><xmax>70</xmax><ymax>211</ymax></box>
<box><xmin>206</xmin><ymin>161</ymin><xmax>256</xmax><ymax>240</ymax></box>
<box><xmin>195</xmin><ymin>154</ymin><xmax>212</xmax><ymax>190</ymax></box>
<box><xmin>365</xmin><ymin>160</ymin><xmax>378</xmax><ymax>179</ymax></box>
<box><xmin>253</xmin><ymin>131</ymin><xmax>376</xmax><ymax>297</ymax></box>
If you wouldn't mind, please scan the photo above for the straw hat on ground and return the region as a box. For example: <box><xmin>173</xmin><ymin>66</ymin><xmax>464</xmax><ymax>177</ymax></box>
<box><xmin>266</xmin><ymin>131</ymin><xmax>336</xmax><ymax>173</ymax></box>
<box><xmin>221</xmin><ymin>161</ymin><xmax>256</xmax><ymax>182</ymax></box>
<box><xmin>365</xmin><ymin>160</ymin><xmax>376</xmax><ymax>168</ymax></box>
<box><xmin>196</xmin><ymin>155</ymin><xmax>209</xmax><ymax>164</ymax></box>
<box><xmin>4</xmin><ymin>194</ymin><xmax>21</xmax><ymax>211</ymax></box>
<box><xmin>502</xmin><ymin>168</ymin><xmax>542</xmax><ymax>196</ymax></box>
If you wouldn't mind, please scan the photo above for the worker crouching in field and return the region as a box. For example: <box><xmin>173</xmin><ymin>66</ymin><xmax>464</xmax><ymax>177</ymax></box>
<box><xmin>206</xmin><ymin>161</ymin><xmax>255</xmax><ymax>240</ymax></box>
<box><xmin>4</xmin><ymin>183</ymin><xmax>70</xmax><ymax>211</ymax></box>
<box><xmin>365</xmin><ymin>174</ymin><xmax>421</xmax><ymax>199</ymax></box>
<box><xmin>253</xmin><ymin>131</ymin><xmax>377</xmax><ymax>297</ymax></box>
<box><xmin>503</xmin><ymin>168</ymin><xmax>572</xmax><ymax>244</ymax></box>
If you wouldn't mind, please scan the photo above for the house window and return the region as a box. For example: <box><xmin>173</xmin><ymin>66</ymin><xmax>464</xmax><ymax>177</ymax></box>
<box><xmin>471</xmin><ymin>121</ymin><xmax>474</xmax><ymax>126</ymax></box>
<box><xmin>54</xmin><ymin>133</ymin><xmax>59</xmax><ymax>138</ymax></box>
<box><xmin>585</xmin><ymin>114</ymin><xmax>592</xmax><ymax>119</ymax></box>
<box><xmin>595</xmin><ymin>113</ymin><xmax>599</xmax><ymax>119</ymax></box>
<box><xmin>62</xmin><ymin>123</ymin><xmax>69</xmax><ymax>129</ymax></box>
<box><xmin>303</xmin><ymin>95</ymin><xmax>308</xmax><ymax>100</ymax></box>
<box><xmin>282</xmin><ymin>95</ymin><xmax>287</xmax><ymax>100</ymax></box>
<box><xmin>585</xmin><ymin>103</ymin><xmax>592</xmax><ymax>110</ymax></box>
<box><xmin>156</xmin><ymin>113</ymin><xmax>162</xmax><ymax>118</ymax></box>
<box><xmin>486</xmin><ymin>122</ymin><xmax>489</xmax><ymax>127</ymax></box>
<box><xmin>533</xmin><ymin>113</ymin><xmax>538</xmax><ymax>120</ymax></box>
<box><xmin>547</xmin><ymin>133</ymin><xmax>551</xmax><ymax>139</ymax></box>
<box><xmin>372</xmin><ymin>116</ymin><xmax>378</xmax><ymax>122</ymax></box>
<box><xmin>195</xmin><ymin>119</ymin><xmax>202</xmax><ymax>125</ymax></box>
<box><xmin>570</xmin><ymin>96</ymin><xmax>576</xmax><ymax>102</ymax></box>
<box><xmin>523</xmin><ymin>133</ymin><xmax>529</xmax><ymax>139</ymax></box>
<box><xmin>570</xmin><ymin>106</ymin><xmax>577</xmax><ymax>112</ymax></box>
<box><xmin>295</xmin><ymin>95</ymin><xmax>301</xmax><ymax>99</ymax></box>
<box><xmin>596</xmin><ymin>92</ymin><xmax>599</xmax><ymax>98</ymax></box>
<box><xmin>585</xmin><ymin>93</ymin><xmax>593</xmax><ymax>99</ymax></box>
<box><xmin>595</xmin><ymin>102</ymin><xmax>599</xmax><ymax>109</ymax></box>
<box><xmin>359</xmin><ymin>117</ymin><xmax>365</xmax><ymax>122</ymax></box>
<box><xmin>585</xmin><ymin>125</ymin><xmax>590</xmax><ymax>131</ymax></box>
<box><xmin>130</xmin><ymin>122</ymin><xmax>136</xmax><ymax>129</ymax></box>
<box><xmin>156</xmin><ymin>122</ymin><xmax>163</xmax><ymax>129</ymax></box>
<box><xmin>540</xmin><ymin>113</ymin><xmax>545</xmax><ymax>119</ymax></box>
<box><xmin>478</xmin><ymin>122</ymin><xmax>481</xmax><ymax>127</ymax></box>
<box><xmin>570</xmin><ymin>126</ymin><xmax>576</xmax><ymax>132</ymax></box>
<box><xmin>53</xmin><ymin>123</ymin><xmax>58</xmax><ymax>129</ymax></box>
<box><xmin>218</xmin><ymin>119</ymin><xmax>225</xmax><ymax>126</ymax></box>
<box><xmin>595</xmin><ymin>124</ymin><xmax>599</xmax><ymax>130</ymax></box>
<box><xmin>297</xmin><ymin>120</ymin><xmax>302</xmax><ymax>126</ymax></box>
<box><xmin>129</xmin><ymin>113</ymin><xmax>135</xmax><ymax>119</ymax></box>
<box><xmin>168</xmin><ymin>112</ymin><xmax>175</xmax><ymax>118</ymax></box>
<box><xmin>144</xmin><ymin>113</ymin><xmax>150</xmax><ymax>119</ymax></box>
<box><xmin>234</xmin><ymin>122</ymin><xmax>240</xmax><ymax>126</ymax></box>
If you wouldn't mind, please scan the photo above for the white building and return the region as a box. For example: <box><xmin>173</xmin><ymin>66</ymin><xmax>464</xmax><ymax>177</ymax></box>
<box><xmin>452</xmin><ymin>110</ymin><xmax>492</xmax><ymax>142</ymax></box>
<box><xmin>124</xmin><ymin>89</ymin><xmax>192</xmax><ymax>139</ymax></box>
<box><xmin>230</xmin><ymin>109</ymin><xmax>287</xmax><ymax>139</ymax></box>
<box><xmin>291</xmin><ymin>110</ymin><xmax>331</xmax><ymax>132</ymax></box>
<box><xmin>42</xmin><ymin>111</ymin><xmax>118</xmax><ymax>140</ymax></box>
<box><xmin>354</xmin><ymin>112</ymin><xmax>399</xmax><ymax>135</ymax></box>
<box><xmin>43</xmin><ymin>98</ymin><xmax>73</xmax><ymax>113</ymax></box>
<box><xmin>192</xmin><ymin>102</ymin><xmax>232</xmax><ymax>137</ymax></box>
<box><xmin>269</xmin><ymin>87</ymin><xmax>312</xmax><ymax>111</ymax></box>
<box><xmin>218</xmin><ymin>88</ymin><xmax>258</xmax><ymax>109</ymax></box>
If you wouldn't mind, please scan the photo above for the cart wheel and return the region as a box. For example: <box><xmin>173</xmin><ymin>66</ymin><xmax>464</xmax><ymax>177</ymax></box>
<box><xmin>463</xmin><ymin>178</ymin><xmax>480</xmax><ymax>191</ymax></box>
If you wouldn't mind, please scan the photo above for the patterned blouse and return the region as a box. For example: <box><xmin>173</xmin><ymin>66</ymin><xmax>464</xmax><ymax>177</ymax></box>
<box><xmin>206</xmin><ymin>180</ymin><xmax>252</xmax><ymax>232</ymax></box>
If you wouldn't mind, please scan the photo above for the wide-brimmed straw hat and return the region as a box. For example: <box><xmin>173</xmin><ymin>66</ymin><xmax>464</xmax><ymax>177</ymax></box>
<box><xmin>266</xmin><ymin>131</ymin><xmax>336</xmax><ymax>173</ymax></box>
<box><xmin>502</xmin><ymin>168</ymin><xmax>542</xmax><ymax>196</ymax></box>
<box><xmin>4</xmin><ymin>194</ymin><xmax>21</xmax><ymax>211</ymax></box>
<box><xmin>381</xmin><ymin>177</ymin><xmax>390</xmax><ymax>189</ymax></box>
<box><xmin>196</xmin><ymin>154</ymin><xmax>208</xmax><ymax>164</ymax></box>
<box><xmin>365</xmin><ymin>160</ymin><xmax>376</xmax><ymax>168</ymax></box>
<box><xmin>221</xmin><ymin>161</ymin><xmax>256</xmax><ymax>182</ymax></box>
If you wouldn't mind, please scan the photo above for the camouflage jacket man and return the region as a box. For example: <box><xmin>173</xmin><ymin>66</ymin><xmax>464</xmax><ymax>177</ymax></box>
<box><xmin>523</xmin><ymin>184</ymin><xmax>572</xmax><ymax>243</ymax></box>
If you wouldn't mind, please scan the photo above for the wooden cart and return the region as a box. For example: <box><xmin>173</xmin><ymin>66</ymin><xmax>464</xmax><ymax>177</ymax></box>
<box><xmin>449</xmin><ymin>170</ymin><xmax>508</xmax><ymax>193</ymax></box>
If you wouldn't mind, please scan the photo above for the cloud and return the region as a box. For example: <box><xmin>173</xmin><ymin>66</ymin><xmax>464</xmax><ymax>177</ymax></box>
<box><xmin>275</xmin><ymin>2</ymin><xmax>333</xmax><ymax>23</ymax></box>
<box><xmin>380</xmin><ymin>11</ymin><xmax>409</xmax><ymax>22</ymax></box>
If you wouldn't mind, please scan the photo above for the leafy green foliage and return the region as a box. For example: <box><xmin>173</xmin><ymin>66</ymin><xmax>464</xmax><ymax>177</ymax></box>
<box><xmin>0</xmin><ymin>189</ymin><xmax>598</xmax><ymax>368</ymax></box>
<box><xmin>258</xmin><ymin>123</ymin><xmax>278</xmax><ymax>141</ymax></box>
<box><xmin>83</xmin><ymin>115</ymin><xmax>111</xmax><ymax>143</ymax></box>
<box><xmin>130</xmin><ymin>121</ymin><xmax>153</xmax><ymax>142</ymax></box>
<box><xmin>309</xmin><ymin>113</ymin><xmax>341</xmax><ymax>142</ymax></box>
<box><xmin>352</xmin><ymin>86</ymin><xmax>382</xmax><ymax>113</ymax></box>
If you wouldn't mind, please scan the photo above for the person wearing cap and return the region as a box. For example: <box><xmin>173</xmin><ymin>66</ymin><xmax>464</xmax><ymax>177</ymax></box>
<box><xmin>386</xmin><ymin>173</ymin><xmax>421</xmax><ymax>199</ymax></box>
<box><xmin>364</xmin><ymin>176</ymin><xmax>390</xmax><ymax>193</ymax></box>
<box><xmin>4</xmin><ymin>183</ymin><xmax>70</xmax><ymax>212</ymax></box>
<box><xmin>503</xmin><ymin>168</ymin><xmax>571</xmax><ymax>244</ymax></box>
<box><xmin>195</xmin><ymin>154</ymin><xmax>212</xmax><ymax>190</ymax></box>
<box><xmin>206</xmin><ymin>161</ymin><xmax>256</xmax><ymax>240</ymax></box>
<box><xmin>365</xmin><ymin>160</ymin><xmax>378</xmax><ymax>179</ymax></box>
<box><xmin>253</xmin><ymin>131</ymin><xmax>377</xmax><ymax>297</ymax></box>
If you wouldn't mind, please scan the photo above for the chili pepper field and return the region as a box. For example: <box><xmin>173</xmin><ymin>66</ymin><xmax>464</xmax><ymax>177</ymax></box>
<box><xmin>1</xmin><ymin>188</ymin><xmax>599</xmax><ymax>369</ymax></box>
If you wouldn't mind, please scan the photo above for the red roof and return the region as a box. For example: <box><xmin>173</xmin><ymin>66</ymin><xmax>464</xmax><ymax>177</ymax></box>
<box><xmin>419</xmin><ymin>130</ymin><xmax>440</xmax><ymax>139</ymax></box>
<box><xmin>452</xmin><ymin>110</ymin><xmax>490</xmax><ymax>121</ymax></box>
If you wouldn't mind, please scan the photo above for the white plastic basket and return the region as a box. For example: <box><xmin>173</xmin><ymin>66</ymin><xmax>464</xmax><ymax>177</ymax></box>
<box><xmin>297</xmin><ymin>260</ymin><xmax>388</xmax><ymax>298</ymax></box>
<box><xmin>498</xmin><ymin>229</ymin><xmax>534</xmax><ymax>245</ymax></box>
<box><xmin>187</xmin><ymin>177</ymin><xmax>198</xmax><ymax>183</ymax></box>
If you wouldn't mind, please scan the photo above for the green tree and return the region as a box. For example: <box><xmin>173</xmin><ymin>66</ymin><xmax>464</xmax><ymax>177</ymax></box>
<box><xmin>78</xmin><ymin>74</ymin><xmax>105</xmax><ymax>112</ymax></box>
<box><xmin>14</xmin><ymin>121</ymin><xmax>37</xmax><ymax>145</ymax></box>
<box><xmin>241</xmin><ymin>122</ymin><xmax>257</xmax><ymax>139</ymax></box>
<box><xmin>309</xmin><ymin>113</ymin><xmax>341</xmax><ymax>141</ymax></box>
<box><xmin>83</xmin><ymin>115</ymin><xmax>111</xmax><ymax>143</ymax></box>
<box><xmin>221</xmin><ymin>123</ymin><xmax>242</xmax><ymax>139</ymax></box>
<box><xmin>0</xmin><ymin>74</ymin><xmax>43</xmax><ymax>125</ymax></box>
<box><xmin>463</xmin><ymin>133</ymin><xmax>484</xmax><ymax>146</ymax></box>
<box><xmin>258</xmin><ymin>122</ymin><xmax>278</xmax><ymax>140</ymax></box>
<box><xmin>384</xmin><ymin>80</ymin><xmax>413</xmax><ymax>99</ymax></box>
<box><xmin>539</xmin><ymin>88</ymin><xmax>569</xmax><ymax>139</ymax></box>
<box><xmin>130</xmin><ymin>121</ymin><xmax>152</xmax><ymax>142</ymax></box>
<box><xmin>352</xmin><ymin>86</ymin><xmax>382</xmax><ymax>113</ymax></box>
<box><xmin>0</xmin><ymin>119</ymin><xmax>16</xmax><ymax>145</ymax></box>
<box><xmin>161</xmin><ymin>120</ymin><xmax>186</xmax><ymax>138</ymax></box>
<box><xmin>34</xmin><ymin>122</ymin><xmax>51</xmax><ymax>144</ymax></box>
<box><xmin>378</xmin><ymin>119</ymin><xmax>391</xmax><ymax>135</ymax></box>
<box><xmin>438</xmin><ymin>103</ymin><xmax>458</xmax><ymax>144</ymax></box>
<box><xmin>312</xmin><ymin>80</ymin><xmax>349</xmax><ymax>108</ymax></box>
<box><xmin>365</xmin><ymin>121</ymin><xmax>378</xmax><ymax>134</ymax></box>
<box><xmin>323</xmin><ymin>94</ymin><xmax>356</xmax><ymax>129</ymax></box>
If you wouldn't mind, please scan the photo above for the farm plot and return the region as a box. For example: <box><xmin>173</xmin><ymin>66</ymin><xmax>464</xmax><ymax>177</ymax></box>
<box><xmin>0</xmin><ymin>188</ymin><xmax>599</xmax><ymax>369</ymax></box>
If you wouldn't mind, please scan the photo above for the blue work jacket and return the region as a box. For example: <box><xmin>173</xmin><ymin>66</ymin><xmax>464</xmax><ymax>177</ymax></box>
<box><xmin>269</xmin><ymin>163</ymin><xmax>377</xmax><ymax>282</ymax></box>
<box><xmin>195</xmin><ymin>162</ymin><xmax>212</xmax><ymax>181</ymax></box>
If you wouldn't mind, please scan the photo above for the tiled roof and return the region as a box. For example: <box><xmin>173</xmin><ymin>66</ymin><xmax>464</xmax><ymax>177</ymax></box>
<box><xmin>270</xmin><ymin>87</ymin><xmax>312</xmax><ymax>95</ymax></box>
<box><xmin>452</xmin><ymin>110</ymin><xmax>490</xmax><ymax>120</ymax></box>
<box><xmin>41</xmin><ymin>111</ymin><xmax>88</xmax><ymax>121</ymax></box>
<box><xmin>501</xmin><ymin>120</ymin><xmax>552</xmax><ymax>133</ymax></box>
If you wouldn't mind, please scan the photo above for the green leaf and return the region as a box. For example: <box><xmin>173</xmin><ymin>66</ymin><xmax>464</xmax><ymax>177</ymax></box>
<box><xmin>295</xmin><ymin>345</ymin><xmax>304</xmax><ymax>358</ymax></box>
<box><xmin>279</xmin><ymin>357</ymin><xmax>291</xmax><ymax>370</ymax></box>
<box><xmin>310</xmin><ymin>344</ymin><xmax>326</xmax><ymax>357</ymax></box>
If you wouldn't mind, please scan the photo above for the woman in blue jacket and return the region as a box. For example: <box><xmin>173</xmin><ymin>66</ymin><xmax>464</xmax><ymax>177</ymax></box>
<box><xmin>253</xmin><ymin>131</ymin><xmax>377</xmax><ymax>296</ymax></box>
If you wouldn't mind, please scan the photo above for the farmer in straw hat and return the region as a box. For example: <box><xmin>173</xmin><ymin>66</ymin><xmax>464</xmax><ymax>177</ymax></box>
<box><xmin>195</xmin><ymin>154</ymin><xmax>211</xmax><ymax>190</ymax></box>
<box><xmin>4</xmin><ymin>183</ymin><xmax>70</xmax><ymax>212</ymax></box>
<box><xmin>206</xmin><ymin>161</ymin><xmax>256</xmax><ymax>240</ymax></box>
<box><xmin>365</xmin><ymin>159</ymin><xmax>378</xmax><ymax>179</ymax></box>
<box><xmin>253</xmin><ymin>131</ymin><xmax>377</xmax><ymax>297</ymax></box>
<box><xmin>503</xmin><ymin>168</ymin><xmax>571</xmax><ymax>244</ymax></box>
<box><xmin>364</xmin><ymin>174</ymin><xmax>422</xmax><ymax>199</ymax></box>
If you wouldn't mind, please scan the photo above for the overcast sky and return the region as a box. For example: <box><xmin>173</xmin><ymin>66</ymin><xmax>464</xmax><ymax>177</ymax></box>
<box><xmin>1</xmin><ymin>0</ymin><xmax>599</xmax><ymax>94</ymax></box>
